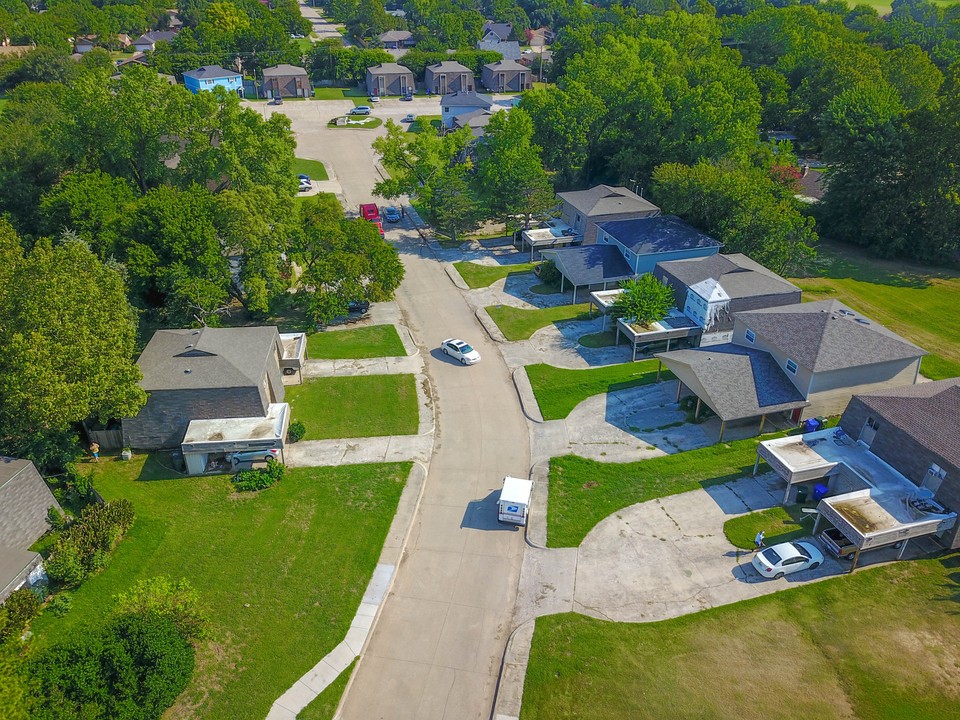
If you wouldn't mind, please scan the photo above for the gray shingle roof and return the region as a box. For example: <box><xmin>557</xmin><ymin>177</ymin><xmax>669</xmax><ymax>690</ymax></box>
<box><xmin>657</xmin><ymin>345</ymin><xmax>809</xmax><ymax>421</ymax></box>
<box><xmin>263</xmin><ymin>64</ymin><xmax>308</xmax><ymax>78</ymax></box>
<box><xmin>368</xmin><ymin>63</ymin><xmax>414</xmax><ymax>76</ymax></box>
<box><xmin>478</xmin><ymin>39</ymin><xmax>521</xmax><ymax>59</ymax></box>
<box><xmin>482</xmin><ymin>22</ymin><xmax>513</xmax><ymax>40</ymax></box>
<box><xmin>0</xmin><ymin>458</ymin><xmax>61</xmax><ymax>550</ymax></box>
<box><xmin>183</xmin><ymin>65</ymin><xmax>240</xmax><ymax>80</ymax></box>
<box><xmin>378</xmin><ymin>30</ymin><xmax>413</xmax><ymax>42</ymax></box>
<box><xmin>137</xmin><ymin>326</ymin><xmax>280</xmax><ymax>392</ymax></box>
<box><xmin>483</xmin><ymin>59</ymin><xmax>527</xmax><ymax>72</ymax></box>
<box><xmin>852</xmin><ymin>378</ymin><xmax>960</xmax><ymax>470</ymax></box>
<box><xmin>441</xmin><ymin>91</ymin><xmax>493</xmax><ymax>107</ymax></box>
<box><xmin>656</xmin><ymin>253</ymin><xmax>799</xmax><ymax>300</ymax></box>
<box><xmin>735</xmin><ymin>300</ymin><xmax>926</xmax><ymax>373</ymax></box>
<box><xmin>136</xmin><ymin>30</ymin><xmax>178</xmax><ymax>44</ymax></box>
<box><xmin>541</xmin><ymin>245</ymin><xmax>634</xmax><ymax>286</ymax></box>
<box><xmin>557</xmin><ymin>185</ymin><xmax>661</xmax><ymax>217</ymax></box>
<box><xmin>427</xmin><ymin>61</ymin><xmax>473</xmax><ymax>74</ymax></box>
<box><xmin>599</xmin><ymin>215</ymin><xmax>723</xmax><ymax>255</ymax></box>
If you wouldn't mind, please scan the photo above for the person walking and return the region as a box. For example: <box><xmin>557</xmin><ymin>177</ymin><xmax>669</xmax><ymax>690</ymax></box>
<box><xmin>754</xmin><ymin>530</ymin><xmax>765</xmax><ymax>550</ymax></box>
<box><xmin>89</xmin><ymin>441</ymin><xmax>100</xmax><ymax>462</ymax></box>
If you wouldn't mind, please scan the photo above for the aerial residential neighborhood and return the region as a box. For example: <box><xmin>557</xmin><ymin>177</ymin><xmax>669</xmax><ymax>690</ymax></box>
<box><xmin>0</xmin><ymin>0</ymin><xmax>959</xmax><ymax>719</ymax></box>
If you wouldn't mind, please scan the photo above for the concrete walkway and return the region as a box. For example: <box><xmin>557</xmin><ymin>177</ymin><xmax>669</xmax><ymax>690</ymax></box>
<box><xmin>302</xmin><ymin>355</ymin><xmax>421</xmax><ymax>378</ymax></box>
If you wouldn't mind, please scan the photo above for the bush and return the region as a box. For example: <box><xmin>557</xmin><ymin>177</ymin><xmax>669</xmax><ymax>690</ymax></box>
<box><xmin>45</xmin><ymin>499</ymin><xmax>135</xmax><ymax>588</ymax></box>
<box><xmin>114</xmin><ymin>577</ymin><xmax>207</xmax><ymax>641</ymax></box>
<box><xmin>536</xmin><ymin>260</ymin><xmax>561</xmax><ymax>285</ymax></box>
<box><xmin>0</xmin><ymin>588</ymin><xmax>41</xmax><ymax>641</ymax></box>
<box><xmin>47</xmin><ymin>593</ymin><xmax>72</xmax><ymax>618</ymax></box>
<box><xmin>46</xmin><ymin>506</ymin><xmax>67</xmax><ymax>532</ymax></box>
<box><xmin>288</xmin><ymin>419</ymin><xmax>306</xmax><ymax>443</ymax></box>
<box><xmin>232</xmin><ymin>459</ymin><xmax>286</xmax><ymax>492</ymax></box>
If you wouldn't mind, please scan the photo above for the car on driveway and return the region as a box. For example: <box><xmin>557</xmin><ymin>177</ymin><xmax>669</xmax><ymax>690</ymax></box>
<box><xmin>384</xmin><ymin>206</ymin><xmax>401</xmax><ymax>223</ymax></box>
<box><xmin>269</xmin><ymin>96</ymin><xmax>284</xmax><ymax>105</ymax></box>
<box><xmin>752</xmin><ymin>541</ymin><xmax>823</xmax><ymax>579</ymax></box>
<box><xmin>369</xmin><ymin>95</ymin><xmax>380</xmax><ymax>103</ymax></box>
<box><xmin>402</xmin><ymin>113</ymin><xmax>416</xmax><ymax>122</ymax></box>
<box><xmin>231</xmin><ymin>448</ymin><xmax>280</xmax><ymax>464</ymax></box>
<box><xmin>441</xmin><ymin>338</ymin><xmax>481</xmax><ymax>365</ymax></box>
<box><xmin>298</xmin><ymin>175</ymin><xmax>312</xmax><ymax>192</ymax></box>
<box><xmin>350</xmin><ymin>106</ymin><xmax>371</xmax><ymax>116</ymax></box>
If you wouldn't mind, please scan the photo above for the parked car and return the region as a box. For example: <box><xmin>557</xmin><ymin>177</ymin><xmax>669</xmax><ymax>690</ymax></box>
<box><xmin>231</xmin><ymin>448</ymin><xmax>280</xmax><ymax>464</ymax></box>
<box><xmin>402</xmin><ymin>113</ymin><xmax>416</xmax><ymax>122</ymax></box>
<box><xmin>441</xmin><ymin>338</ymin><xmax>481</xmax><ymax>365</ymax></box>
<box><xmin>400</xmin><ymin>93</ymin><xmax>413</xmax><ymax>101</ymax></box>
<box><xmin>752</xmin><ymin>541</ymin><xmax>823</xmax><ymax>579</ymax></box>
<box><xmin>298</xmin><ymin>174</ymin><xmax>311</xmax><ymax>182</ymax></box>
<box><xmin>298</xmin><ymin>179</ymin><xmax>312</xmax><ymax>192</ymax></box>
<box><xmin>384</xmin><ymin>206</ymin><xmax>401</xmax><ymax>223</ymax></box>
<box><xmin>369</xmin><ymin>95</ymin><xmax>380</xmax><ymax>103</ymax></box>
<box><xmin>347</xmin><ymin>300</ymin><xmax>370</xmax><ymax>313</ymax></box>
<box><xmin>350</xmin><ymin>106</ymin><xmax>371</xmax><ymax>116</ymax></box>
<box><xmin>359</xmin><ymin>203</ymin><xmax>380</xmax><ymax>221</ymax></box>
<box><xmin>269</xmin><ymin>96</ymin><xmax>283</xmax><ymax>105</ymax></box>
<box><xmin>819</xmin><ymin>527</ymin><xmax>858</xmax><ymax>560</ymax></box>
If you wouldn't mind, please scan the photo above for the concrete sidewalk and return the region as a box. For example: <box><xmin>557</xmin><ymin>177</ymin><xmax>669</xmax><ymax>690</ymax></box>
<box><xmin>302</xmin><ymin>354</ymin><xmax>421</xmax><ymax>378</ymax></box>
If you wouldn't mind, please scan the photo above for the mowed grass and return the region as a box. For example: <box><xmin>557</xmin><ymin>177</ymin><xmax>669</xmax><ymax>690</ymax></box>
<box><xmin>407</xmin><ymin>114</ymin><xmax>441</xmax><ymax>133</ymax></box>
<box><xmin>293</xmin><ymin>157</ymin><xmax>329</xmax><ymax>181</ymax></box>
<box><xmin>525</xmin><ymin>360</ymin><xmax>666</xmax><ymax>420</ymax></box>
<box><xmin>486</xmin><ymin>303</ymin><xmax>592</xmax><ymax>341</ymax></box>
<box><xmin>792</xmin><ymin>240</ymin><xmax>960</xmax><ymax>380</ymax></box>
<box><xmin>297</xmin><ymin>659</ymin><xmax>355</xmax><ymax>720</ymax></box>
<box><xmin>30</xmin><ymin>455</ymin><xmax>410</xmax><ymax>720</ymax></box>
<box><xmin>548</xmin><ymin>435</ymin><xmax>786</xmax><ymax>547</ymax></box>
<box><xmin>522</xmin><ymin>556</ymin><xmax>960</xmax><ymax>720</ymax></box>
<box><xmin>723</xmin><ymin>504</ymin><xmax>814</xmax><ymax>549</ymax></box>
<box><xmin>312</xmin><ymin>87</ymin><xmax>367</xmax><ymax>100</ymax></box>
<box><xmin>307</xmin><ymin>324</ymin><xmax>406</xmax><ymax>359</ymax></box>
<box><xmin>453</xmin><ymin>261</ymin><xmax>537</xmax><ymax>288</ymax></box>
<box><xmin>286</xmin><ymin>374</ymin><xmax>419</xmax><ymax>439</ymax></box>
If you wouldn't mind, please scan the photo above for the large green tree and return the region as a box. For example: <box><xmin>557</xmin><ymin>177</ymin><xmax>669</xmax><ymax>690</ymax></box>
<box><xmin>612</xmin><ymin>274</ymin><xmax>675</xmax><ymax>327</ymax></box>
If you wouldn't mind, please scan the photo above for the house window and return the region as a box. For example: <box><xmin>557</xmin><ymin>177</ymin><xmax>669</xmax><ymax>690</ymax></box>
<box><xmin>575</xmin><ymin>213</ymin><xmax>582</xmax><ymax>226</ymax></box>
<box><xmin>930</xmin><ymin>463</ymin><xmax>947</xmax><ymax>480</ymax></box>
<box><xmin>866</xmin><ymin>416</ymin><xmax>880</xmax><ymax>431</ymax></box>
<box><xmin>745</xmin><ymin>329</ymin><xmax>756</xmax><ymax>343</ymax></box>
<box><xmin>785</xmin><ymin>358</ymin><xmax>798</xmax><ymax>375</ymax></box>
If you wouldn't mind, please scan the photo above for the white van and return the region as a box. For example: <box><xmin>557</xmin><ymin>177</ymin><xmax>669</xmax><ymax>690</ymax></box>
<box><xmin>498</xmin><ymin>476</ymin><xmax>533</xmax><ymax>526</ymax></box>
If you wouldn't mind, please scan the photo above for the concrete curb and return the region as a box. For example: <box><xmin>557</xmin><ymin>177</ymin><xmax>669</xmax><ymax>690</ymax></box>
<box><xmin>475</xmin><ymin>307</ymin><xmax>507</xmax><ymax>343</ymax></box>
<box><xmin>511</xmin><ymin>368</ymin><xmax>543</xmax><ymax>424</ymax></box>
<box><xmin>490</xmin><ymin>619</ymin><xmax>536</xmax><ymax>720</ymax></box>
<box><xmin>397</xmin><ymin>323</ymin><xmax>419</xmax><ymax>357</ymax></box>
<box><xmin>444</xmin><ymin>263</ymin><xmax>470</xmax><ymax>291</ymax></box>
<box><xmin>415</xmin><ymin>371</ymin><xmax>436</xmax><ymax>436</ymax></box>
<box><xmin>525</xmin><ymin>460</ymin><xmax>551</xmax><ymax>549</ymax></box>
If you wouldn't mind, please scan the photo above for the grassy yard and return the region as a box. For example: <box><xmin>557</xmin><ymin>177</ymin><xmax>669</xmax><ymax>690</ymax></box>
<box><xmin>486</xmin><ymin>303</ymin><xmax>593</xmax><ymax>341</ymax></box>
<box><xmin>307</xmin><ymin>324</ymin><xmax>406</xmax><ymax>359</ymax></box>
<box><xmin>577</xmin><ymin>330</ymin><xmax>617</xmax><ymax>348</ymax></box>
<box><xmin>0</xmin><ymin>98</ymin><xmax>7</xmax><ymax>115</ymax></box>
<box><xmin>30</xmin><ymin>456</ymin><xmax>410</xmax><ymax>720</ymax></box>
<box><xmin>293</xmin><ymin>157</ymin><xmax>329</xmax><ymax>181</ymax></box>
<box><xmin>723</xmin><ymin>504</ymin><xmax>814</xmax><ymax>549</ymax></box>
<box><xmin>297</xmin><ymin>660</ymin><xmax>355</xmax><ymax>720</ymax></box>
<box><xmin>286</xmin><ymin>374</ymin><xmax>419</xmax><ymax>439</ymax></box>
<box><xmin>522</xmin><ymin>556</ymin><xmax>960</xmax><ymax>720</ymax></box>
<box><xmin>525</xmin><ymin>360</ymin><xmax>665</xmax><ymax>421</ymax></box>
<box><xmin>792</xmin><ymin>240</ymin><xmax>960</xmax><ymax>380</ymax></box>
<box><xmin>548</xmin><ymin>435</ymin><xmax>788</xmax><ymax>547</ymax></box>
<box><xmin>453</xmin><ymin>261</ymin><xmax>537</xmax><ymax>289</ymax></box>
<box><xmin>312</xmin><ymin>87</ymin><xmax>367</xmax><ymax>100</ymax></box>
<box><xmin>408</xmin><ymin>115</ymin><xmax>442</xmax><ymax>133</ymax></box>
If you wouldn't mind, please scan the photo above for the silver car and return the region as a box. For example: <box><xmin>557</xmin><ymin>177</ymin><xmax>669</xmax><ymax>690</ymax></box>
<box><xmin>441</xmin><ymin>338</ymin><xmax>481</xmax><ymax>365</ymax></box>
<box><xmin>752</xmin><ymin>541</ymin><xmax>824</xmax><ymax>579</ymax></box>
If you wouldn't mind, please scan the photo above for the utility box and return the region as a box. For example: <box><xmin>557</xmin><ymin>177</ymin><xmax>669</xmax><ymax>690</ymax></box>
<box><xmin>498</xmin><ymin>476</ymin><xmax>533</xmax><ymax>526</ymax></box>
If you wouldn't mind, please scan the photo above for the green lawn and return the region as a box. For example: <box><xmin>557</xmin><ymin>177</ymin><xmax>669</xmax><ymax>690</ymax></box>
<box><xmin>792</xmin><ymin>240</ymin><xmax>960</xmax><ymax>380</ymax></box>
<box><xmin>307</xmin><ymin>324</ymin><xmax>406</xmax><ymax>359</ymax></box>
<box><xmin>296</xmin><ymin>38</ymin><xmax>314</xmax><ymax>54</ymax></box>
<box><xmin>293</xmin><ymin>157</ymin><xmax>329</xmax><ymax>181</ymax></box>
<box><xmin>547</xmin><ymin>434</ymin><xmax>788</xmax><ymax>547</ymax></box>
<box><xmin>0</xmin><ymin>98</ymin><xmax>7</xmax><ymax>115</ymax></box>
<box><xmin>578</xmin><ymin>330</ymin><xmax>617</xmax><ymax>348</ymax></box>
<box><xmin>486</xmin><ymin>303</ymin><xmax>593</xmax><ymax>341</ymax></box>
<box><xmin>723</xmin><ymin>504</ymin><xmax>814</xmax><ymax>549</ymax></box>
<box><xmin>297</xmin><ymin>660</ymin><xmax>355</xmax><ymax>719</ymax></box>
<box><xmin>312</xmin><ymin>87</ymin><xmax>367</xmax><ymax>100</ymax></box>
<box><xmin>523</xmin><ymin>556</ymin><xmax>960</xmax><ymax>720</ymax></box>
<box><xmin>286</xmin><ymin>374</ymin><xmax>419</xmax><ymax>439</ymax></box>
<box><xmin>327</xmin><ymin>116</ymin><xmax>383</xmax><ymax>129</ymax></box>
<box><xmin>525</xmin><ymin>360</ymin><xmax>665</xmax><ymax>421</ymax></box>
<box><xmin>30</xmin><ymin>456</ymin><xmax>410</xmax><ymax>720</ymax></box>
<box><xmin>408</xmin><ymin>115</ymin><xmax>442</xmax><ymax>133</ymax></box>
<box><xmin>453</xmin><ymin>261</ymin><xmax>537</xmax><ymax>289</ymax></box>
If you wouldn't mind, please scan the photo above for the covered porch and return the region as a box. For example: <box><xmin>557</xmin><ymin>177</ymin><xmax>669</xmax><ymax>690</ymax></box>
<box><xmin>539</xmin><ymin>245</ymin><xmax>634</xmax><ymax>304</ymax></box>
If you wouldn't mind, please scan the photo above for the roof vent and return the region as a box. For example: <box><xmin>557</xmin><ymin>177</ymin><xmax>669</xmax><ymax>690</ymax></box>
<box><xmin>184</xmin><ymin>369</ymin><xmax>192</xmax><ymax>374</ymax></box>
<box><xmin>192</xmin><ymin>330</ymin><xmax>200</xmax><ymax>335</ymax></box>
<box><xmin>855</xmin><ymin>318</ymin><xmax>871</xmax><ymax>325</ymax></box>
<box><xmin>838</xmin><ymin>309</ymin><xmax>854</xmax><ymax>316</ymax></box>
<box><xmin>185</xmin><ymin>344</ymin><xmax>193</xmax><ymax>349</ymax></box>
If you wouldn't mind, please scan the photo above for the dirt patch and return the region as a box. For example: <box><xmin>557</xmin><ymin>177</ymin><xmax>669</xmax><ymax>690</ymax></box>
<box><xmin>582</xmin><ymin>481</ymin><xmax>599</xmax><ymax>489</ymax></box>
<box><xmin>168</xmin><ymin>632</ymin><xmax>243</xmax><ymax>719</ymax></box>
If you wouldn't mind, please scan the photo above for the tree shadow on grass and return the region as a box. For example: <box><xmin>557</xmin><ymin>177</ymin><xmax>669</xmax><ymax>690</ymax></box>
<box><xmin>795</xmin><ymin>240</ymin><xmax>950</xmax><ymax>289</ymax></box>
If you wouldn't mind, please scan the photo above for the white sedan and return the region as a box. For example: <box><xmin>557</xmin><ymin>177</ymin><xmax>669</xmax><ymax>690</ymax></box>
<box><xmin>441</xmin><ymin>338</ymin><xmax>480</xmax><ymax>365</ymax></box>
<box><xmin>752</xmin><ymin>541</ymin><xmax>824</xmax><ymax>579</ymax></box>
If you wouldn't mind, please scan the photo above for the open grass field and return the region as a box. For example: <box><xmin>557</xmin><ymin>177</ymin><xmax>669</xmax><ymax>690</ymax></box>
<box><xmin>548</xmin><ymin>435</ymin><xmax>788</xmax><ymax>548</ymax></box>
<box><xmin>293</xmin><ymin>157</ymin><xmax>329</xmax><ymax>181</ymax></box>
<box><xmin>408</xmin><ymin>115</ymin><xmax>442</xmax><ymax>133</ymax></box>
<box><xmin>723</xmin><ymin>504</ymin><xmax>813</xmax><ymax>549</ymax></box>
<box><xmin>297</xmin><ymin>660</ymin><xmax>355</xmax><ymax>720</ymax></box>
<box><xmin>286</xmin><ymin>374</ymin><xmax>419</xmax><ymax>439</ymax></box>
<box><xmin>307</xmin><ymin>324</ymin><xmax>406</xmax><ymax>359</ymax></box>
<box><xmin>792</xmin><ymin>240</ymin><xmax>960</xmax><ymax>380</ymax></box>
<box><xmin>522</xmin><ymin>555</ymin><xmax>960</xmax><ymax>720</ymax></box>
<box><xmin>525</xmin><ymin>360</ymin><xmax>664</xmax><ymax>421</ymax></box>
<box><xmin>851</xmin><ymin>0</ymin><xmax>955</xmax><ymax>12</ymax></box>
<box><xmin>30</xmin><ymin>455</ymin><xmax>410</xmax><ymax>720</ymax></box>
<box><xmin>453</xmin><ymin>261</ymin><xmax>537</xmax><ymax>289</ymax></box>
<box><xmin>486</xmin><ymin>303</ymin><xmax>592</xmax><ymax>341</ymax></box>
<box><xmin>312</xmin><ymin>87</ymin><xmax>367</xmax><ymax>100</ymax></box>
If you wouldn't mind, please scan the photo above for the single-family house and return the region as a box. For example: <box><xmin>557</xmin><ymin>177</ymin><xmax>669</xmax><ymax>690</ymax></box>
<box><xmin>440</xmin><ymin>90</ymin><xmax>494</xmax><ymax>129</ymax></box>
<box><xmin>378</xmin><ymin>29</ymin><xmax>415</xmax><ymax>49</ymax></box>
<box><xmin>452</xmin><ymin>108</ymin><xmax>495</xmax><ymax>138</ymax></box>
<box><xmin>481</xmin><ymin>21</ymin><xmax>513</xmax><ymax>41</ymax></box>
<box><xmin>0</xmin><ymin>458</ymin><xmax>62</xmax><ymax>602</ymax></box>
<box><xmin>115</xmin><ymin>52</ymin><xmax>149</xmax><ymax>69</ymax></box>
<box><xmin>182</xmin><ymin>65</ymin><xmax>243</xmax><ymax>96</ymax></box>
<box><xmin>261</xmin><ymin>64</ymin><xmax>310</xmax><ymax>98</ymax></box>
<box><xmin>478</xmin><ymin>36</ymin><xmax>521</xmax><ymax>61</ymax></box>
<box><xmin>74</xmin><ymin>35</ymin><xmax>99</xmax><ymax>53</ymax></box>
<box><xmin>122</xmin><ymin>326</ymin><xmax>296</xmax><ymax>450</ymax></box>
<box><xmin>657</xmin><ymin>300</ymin><xmax>927</xmax><ymax>438</ymax></box>
<box><xmin>556</xmin><ymin>184</ymin><xmax>661</xmax><ymax>244</ymax></box>
<box><xmin>654</xmin><ymin>253</ymin><xmax>801</xmax><ymax>346</ymax></box>
<box><xmin>481</xmin><ymin>59</ymin><xmax>530</xmax><ymax>92</ymax></box>
<box><xmin>133</xmin><ymin>30</ymin><xmax>178</xmax><ymax>53</ymax></box>
<box><xmin>366</xmin><ymin>62</ymin><xmax>414</xmax><ymax>97</ymax></box>
<box><xmin>425</xmin><ymin>61</ymin><xmax>474</xmax><ymax>95</ymax></box>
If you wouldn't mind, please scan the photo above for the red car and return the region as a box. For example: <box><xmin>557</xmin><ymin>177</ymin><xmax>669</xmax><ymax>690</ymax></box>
<box><xmin>359</xmin><ymin>203</ymin><xmax>380</xmax><ymax>221</ymax></box>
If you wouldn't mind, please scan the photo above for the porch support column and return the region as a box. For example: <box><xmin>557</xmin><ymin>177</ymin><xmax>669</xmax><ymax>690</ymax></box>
<box><xmin>665</xmin><ymin>338</ymin><xmax>672</xmax><ymax>352</ymax></box>
<box><xmin>560</xmin><ymin>275</ymin><xmax>565</xmax><ymax>293</ymax></box>
<box><xmin>694</xmin><ymin>397</ymin><xmax>702</xmax><ymax>420</ymax></box>
<box><xmin>676</xmin><ymin>380</ymin><xmax>683</xmax><ymax>402</ymax></box>
<box><xmin>719</xmin><ymin>419</ymin><xmax>727</xmax><ymax>443</ymax></box>
<box><xmin>812</xmin><ymin>512</ymin><xmax>822</xmax><ymax>535</ymax></box>
<box><xmin>573</xmin><ymin>285</ymin><xmax>578</xmax><ymax>304</ymax></box>
<box><xmin>758</xmin><ymin>414</ymin><xmax>767</xmax><ymax>435</ymax></box>
<box><xmin>632</xmin><ymin>340</ymin><xmax>638</xmax><ymax>362</ymax></box>
<box><xmin>897</xmin><ymin>539</ymin><xmax>909</xmax><ymax>559</ymax></box>
<box><xmin>783</xmin><ymin>480</ymin><xmax>792</xmax><ymax>504</ymax></box>
<box><xmin>850</xmin><ymin>547</ymin><xmax>861</xmax><ymax>573</ymax></box>
<box><xmin>656</xmin><ymin>359</ymin><xmax>663</xmax><ymax>383</ymax></box>
<box><xmin>752</xmin><ymin>452</ymin><xmax>761</xmax><ymax>476</ymax></box>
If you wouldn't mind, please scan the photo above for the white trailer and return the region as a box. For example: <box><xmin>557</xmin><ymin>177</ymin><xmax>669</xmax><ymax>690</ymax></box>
<box><xmin>498</xmin><ymin>476</ymin><xmax>533</xmax><ymax>526</ymax></box>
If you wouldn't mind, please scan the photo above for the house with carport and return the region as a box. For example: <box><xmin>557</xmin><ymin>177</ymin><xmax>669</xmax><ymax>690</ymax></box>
<box><xmin>556</xmin><ymin>184</ymin><xmax>661</xmax><ymax>244</ymax></box>
<box><xmin>366</xmin><ymin>63</ymin><xmax>414</xmax><ymax>97</ymax></box>
<box><xmin>440</xmin><ymin>91</ymin><xmax>494</xmax><ymax>129</ymax></box>
<box><xmin>378</xmin><ymin>30</ymin><xmax>415</xmax><ymax>49</ymax></box>
<box><xmin>481</xmin><ymin>60</ymin><xmax>530</xmax><ymax>92</ymax></box>
<box><xmin>425</xmin><ymin>61</ymin><xmax>474</xmax><ymax>95</ymax></box>
<box><xmin>657</xmin><ymin>300</ymin><xmax>927</xmax><ymax>439</ymax></box>
<box><xmin>261</xmin><ymin>64</ymin><xmax>310</xmax><ymax>98</ymax></box>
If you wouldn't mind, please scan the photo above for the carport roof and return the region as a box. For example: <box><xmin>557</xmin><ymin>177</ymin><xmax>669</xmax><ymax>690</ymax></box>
<box><xmin>657</xmin><ymin>344</ymin><xmax>809</xmax><ymax>421</ymax></box>
<box><xmin>540</xmin><ymin>245</ymin><xmax>634</xmax><ymax>287</ymax></box>
<box><xmin>599</xmin><ymin>215</ymin><xmax>722</xmax><ymax>255</ymax></box>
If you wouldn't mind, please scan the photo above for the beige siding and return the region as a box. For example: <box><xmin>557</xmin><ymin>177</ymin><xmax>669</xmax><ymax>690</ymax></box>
<box><xmin>804</xmin><ymin>359</ymin><xmax>920</xmax><ymax>419</ymax></box>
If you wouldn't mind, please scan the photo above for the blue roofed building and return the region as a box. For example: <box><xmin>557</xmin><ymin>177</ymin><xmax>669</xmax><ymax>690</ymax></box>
<box><xmin>182</xmin><ymin>65</ymin><xmax>243</xmax><ymax>96</ymax></box>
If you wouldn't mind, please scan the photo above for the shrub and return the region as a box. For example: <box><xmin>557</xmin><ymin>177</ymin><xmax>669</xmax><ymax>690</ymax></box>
<box><xmin>232</xmin><ymin>459</ymin><xmax>286</xmax><ymax>492</ymax></box>
<box><xmin>45</xmin><ymin>499</ymin><xmax>135</xmax><ymax>588</ymax></box>
<box><xmin>47</xmin><ymin>593</ymin><xmax>72</xmax><ymax>618</ymax></box>
<box><xmin>537</xmin><ymin>260</ymin><xmax>561</xmax><ymax>285</ymax></box>
<box><xmin>288</xmin><ymin>419</ymin><xmax>306</xmax><ymax>443</ymax></box>
<box><xmin>46</xmin><ymin>506</ymin><xmax>67</xmax><ymax>532</ymax></box>
<box><xmin>114</xmin><ymin>577</ymin><xmax>208</xmax><ymax>641</ymax></box>
<box><xmin>0</xmin><ymin>588</ymin><xmax>42</xmax><ymax>641</ymax></box>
